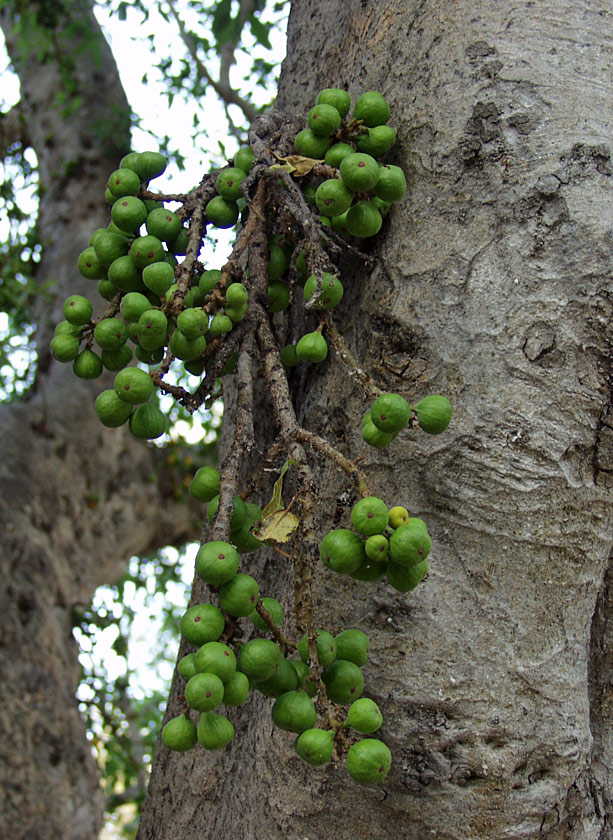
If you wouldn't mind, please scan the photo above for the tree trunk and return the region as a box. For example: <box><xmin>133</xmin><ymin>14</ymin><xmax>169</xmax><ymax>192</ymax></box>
<box><xmin>138</xmin><ymin>1</ymin><xmax>613</xmax><ymax>838</ymax></box>
<box><xmin>0</xmin><ymin>4</ymin><xmax>196</xmax><ymax>838</ymax></box>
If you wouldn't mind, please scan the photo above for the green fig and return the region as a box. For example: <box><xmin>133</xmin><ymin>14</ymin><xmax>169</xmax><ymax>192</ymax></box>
<box><xmin>197</xmin><ymin>712</ymin><xmax>234</xmax><ymax>750</ymax></box>
<box><xmin>107</xmin><ymin>167</ymin><xmax>141</xmax><ymax>198</ymax></box>
<box><xmin>271</xmin><ymin>690</ymin><xmax>317</xmax><ymax>733</ymax></box>
<box><xmin>195</xmin><ymin>541</ymin><xmax>239</xmax><ymax>586</ymax></box>
<box><xmin>177</xmin><ymin>653</ymin><xmax>197</xmax><ymax>680</ymax></box>
<box><xmin>162</xmin><ymin>714</ymin><xmax>197</xmax><ymax>752</ymax></box>
<box><xmin>63</xmin><ymin>295</ymin><xmax>92</xmax><ymax>326</ymax></box>
<box><xmin>325</xmin><ymin>142</ymin><xmax>356</xmax><ymax>169</ymax></box>
<box><xmin>296</xmin><ymin>331</ymin><xmax>328</xmax><ymax>363</ymax></box>
<box><xmin>265</xmin><ymin>280</ymin><xmax>289</xmax><ymax>313</ymax></box>
<box><xmin>365</xmin><ymin>534</ymin><xmax>389</xmax><ymax>563</ymax></box>
<box><xmin>134</xmin><ymin>151</ymin><xmax>167</xmax><ymax>181</ymax></box>
<box><xmin>146</xmin><ymin>207</ymin><xmax>182</xmax><ymax>242</ymax></box>
<box><xmin>107</xmin><ymin>255</ymin><xmax>143</xmax><ymax>292</ymax></box>
<box><xmin>142</xmin><ymin>261</ymin><xmax>175</xmax><ymax>296</ymax></box>
<box><xmin>111</xmin><ymin>195</ymin><xmax>147</xmax><ymax>233</ymax></box>
<box><xmin>207</xmin><ymin>494</ymin><xmax>247</xmax><ymax>531</ymax></box>
<box><xmin>295</xmin><ymin>728</ymin><xmax>335</xmax><ymax>766</ymax></box>
<box><xmin>351</xmin><ymin>496</ymin><xmax>389</xmax><ymax>536</ymax></box>
<box><xmin>370</xmin><ymin>393</ymin><xmax>410</xmax><ymax>434</ymax></box>
<box><xmin>119</xmin><ymin>292</ymin><xmax>151</xmax><ymax>323</ymax></box>
<box><xmin>177</xmin><ymin>308</ymin><xmax>208</xmax><ymax>341</ymax></box>
<box><xmin>129</xmin><ymin>403</ymin><xmax>166</xmax><ymax>439</ymax></box>
<box><xmin>50</xmin><ymin>334</ymin><xmax>80</xmax><ymax>363</ymax></box>
<box><xmin>169</xmin><ymin>331</ymin><xmax>206</xmax><ymax>361</ymax></box>
<box><xmin>77</xmin><ymin>246</ymin><xmax>106</xmax><ymax>280</ymax></box>
<box><xmin>374</xmin><ymin>164</ymin><xmax>407</xmax><ymax>202</ymax></box>
<box><xmin>308</xmin><ymin>103</ymin><xmax>342</xmax><ymax>137</ymax></box>
<box><xmin>222</xmin><ymin>671</ymin><xmax>250</xmax><ymax>706</ymax></box>
<box><xmin>334</xmin><ymin>629</ymin><xmax>370</xmax><ymax>667</ymax></box>
<box><xmin>189</xmin><ymin>466</ymin><xmax>221</xmax><ymax>502</ymax></box>
<box><xmin>94</xmin><ymin>317</ymin><xmax>128</xmax><ymax>351</ymax></box>
<box><xmin>356</xmin><ymin>125</ymin><xmax>397</xmax><ymax>157</ymax></box>
<box><xmin>319</xmin><ymin>529</ymin><xmax>366</xmax><ymax>574</ymax></box>
<box><xmin>180</xmin><ymin>603</ymin><xmax>225</xmax><ymax>646</ymax></box>
<box><xmin>388</xmin><ymin>505</ymin><xmax>409</xmax><ymax>528</ymax></box>
<box><xmin>233</xmin><ymin>146</ymin><xmax>255</xmax><ymax>173</ymax></box>
<box><xmin>413</xmin><ymin>395</ymin><xmax>452</xmax><ymax>434</ymax></box>
<box><xmin>218</xmin><ymin>573</ymin><xmax>259</xmax><ymax>618</ymax></box>
<box><xmin>345</xmin><ymin>201</ymin><xmax>382</xmax><ymax>238</ymax></box>
<box><xmin>388</xmin><ymin>519</ymin><xmax>431</xmax><ymax>567</ymax></box>
<box><xmin>216</xmin><ymin>167</ymin><xmax>247</xmax><ymax>200</ymax></box>
<box><xmin>293</xmin><ymin>128</ymin><xmax>329</xmax><ymax>158</ymax></box>
<box><xmin>206</xmin><ymin>196</ymin><xmax>239</xmax><ymax>229</ymax></box>
<box><xmin>353</xmin><ymin>91</ymin><xmax>391</xmax><ymax>127</ymax></box>
<box><xmin>114</xmin><ymin>367</ymin><xmax>154</xmax><ymax>405</ymax></box>
<box><xmin>321</xmin><ymin>659</ymin><xmax>364</xmax><ymax>704</ymax></box>
<box><xmin>345</xmin><ymin>698</ymin><xmax>383</xmax><ymax>734</ymax></box>
<box><xmin>297</xmin><ymin>630</ymin><xmax>337</xmax><ymax>668</ymax></box>
<box><xmin>316</xmin><ymin>88</ymin><xmax>351</xmax><ymax>118</ymax></box>
<box><xmin>386</xmin><ymin>558</ymin><xmax>429</xmax><ymax>592</ymax></box>
<box><xmin>129</xmin><ymin>235</ymin><xmax>165</xmax><ymax>270</ymax></box>
<box><xmin>238</xmin><ymin>638</ymin><xmax>282</xmax><ymax>681</ymax></box>
<box><xmin>73</xmin><ymin>349</ymin><xmax>103</xmax><ymax>379</ymax></box>
<box><xmin>339</xmin><ymin>153</ymin><xmax>380</xmax><ymax>192</ymax></box>
<box><xmin>255</xmin><ymin>656</ymin><xmax>299</xmax><ymax>698</ymax></box>
<box><xmin>315</xmin><ymin>179</ymin><xmax>354</xmax><ymax>217</ymax></box>
<box><xmin>95</xmin><ymin>390</ymin><xmax>132</xmax><ymax>428</ymax></box>
<box><xmin>193</xmin><ymin>641</ymin><xmax>237</xmax><ymax>683</ymax></box>
<box><xmin>346</xmin><ymin>738</ymin><xmax>392</xmax><ymax>784</ymax></box>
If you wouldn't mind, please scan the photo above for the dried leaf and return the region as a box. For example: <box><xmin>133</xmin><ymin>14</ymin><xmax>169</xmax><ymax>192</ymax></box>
<box><xmin>270</xmin><ymin>163</ymin><xmax>296</xmax><ymax>173</ymax></box>
<box><xmin>258</xmin><ymin>509</ymin><xmax>300</xmax><ymax>543</ymax></box>
<box><xmin>272</xmin><ymin>152</ymin><xmax>324</xmax><ymax>177</ymax></box>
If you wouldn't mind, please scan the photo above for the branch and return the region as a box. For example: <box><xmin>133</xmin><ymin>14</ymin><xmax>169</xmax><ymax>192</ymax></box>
<box><xmin>166</xmin><ymin>0</ymin><xmax>258</xmax><ymax>124</ymax></box>
<box><xmin>210</xmin><ymin>331</ymin><xmax>256</xmax><ymax>541</ymax></box>
<box><xmin>322</xmin><ymin>313</ymin><xmax>383</xmax><ymax>398</ymax></box>
<box><xmin>219</xmin><ymin>0</ymin><xmax>255</xmax><ymax>93</ymax></box>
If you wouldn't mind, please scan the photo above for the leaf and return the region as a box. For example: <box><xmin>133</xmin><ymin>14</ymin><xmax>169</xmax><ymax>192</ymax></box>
<box><xmin>270</xmin><ymin>163</ymin><xmax>295</xmax><ymax>173</ymax></box>
<box><xmin>261</xmin><ymin>458</ymin><xmax>297</xmax><ymax>519</ymax></box>
<box><xmin>272</xmin><ymin>152</ymin><xmax>323</xmax><ymax>177</ymax></box>
<box><xmin>249</xmin><ymin>15</ymin><xmax>272</xmax><ymax>50</ymax></box>
<box><xmin>258</xmin><ymin>509</ymin><xmax>300</xmax><ymax>543</ymax></box>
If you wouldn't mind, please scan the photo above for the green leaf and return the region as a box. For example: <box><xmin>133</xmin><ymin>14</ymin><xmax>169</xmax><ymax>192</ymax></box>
<box><xmin>249</xmin><ymin>15</ymin><xmax>272</xmax><ymax>49</ymax></box>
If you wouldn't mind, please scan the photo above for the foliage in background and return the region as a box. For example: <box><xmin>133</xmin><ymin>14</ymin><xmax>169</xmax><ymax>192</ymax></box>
<box><xmin>0</xmin><ymin>0</ymin><xmax>288</xmax><ymax>400</ymax></box>
<box><xmin>74</xmin><ymin>549</ymin><xmax>191</xmax><ymax>837</ymax></box>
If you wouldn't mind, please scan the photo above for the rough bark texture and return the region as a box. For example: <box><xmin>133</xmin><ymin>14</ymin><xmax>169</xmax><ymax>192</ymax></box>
<box><xmin>0</xmin><ymin>4</ymin><xmax>196</xmax><ymax>838</ymax></box>
<box><xmin>137</xmin><ymin>1</ymin><xmax>613</xmax><ymax>838</ymax></box>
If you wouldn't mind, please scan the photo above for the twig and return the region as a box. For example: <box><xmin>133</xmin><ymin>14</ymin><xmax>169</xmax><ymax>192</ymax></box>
<box><xmin>254</xmin><ymin>600</ymin><xmax>294</xmax><ymax>650</ymax></box>
<box><xmin>210</xmin><ymin>331</ymin><xmax>256</xmax><ymax>541</ymax></box>
<box><xmin>166</xmin><ymin>0</ymin><xmax>258</xmax><ymax>123</ymax></box>
<box><xmin>296</xmin><ymin>427</ymin><xmax>370</xmax><ymax>498</ymax></box>
<box><xmin>322</xmin><ymin>313</ymin><xmax>383</xmax><ymax>398</ymax></box>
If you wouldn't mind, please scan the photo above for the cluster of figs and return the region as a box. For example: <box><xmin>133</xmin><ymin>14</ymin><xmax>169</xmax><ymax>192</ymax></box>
<box><xmin>174</xmin><ymin>465</ymin><xmax>392</xmax><ymax>783</ymax></box>
<box><xmin>167</xmin><ymin>580</ymin><xmax>390</xmax><ymax>784</ymax></box>
<box><xmin>50</xmin><ymin>89</ymin><xmax>454</xmax><ymax>787</ymax></box>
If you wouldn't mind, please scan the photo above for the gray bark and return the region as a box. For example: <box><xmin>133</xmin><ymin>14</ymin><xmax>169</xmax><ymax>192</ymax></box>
<box><xmin>138</xmin><ymin>0</ymin><xmax>613</xmax><ymax>839</ymax></box>
<box><xmin>0</xmin><ymin>4</ymin><xmax>196</xmax><ymax>838</ymax></box>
